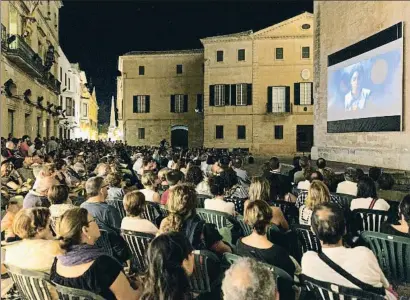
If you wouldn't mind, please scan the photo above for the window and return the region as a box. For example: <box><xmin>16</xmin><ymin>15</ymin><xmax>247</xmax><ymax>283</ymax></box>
<box><xmin>270</xmin><ymin>87</ymin><xmax>286</xmax><ymax>112</ymax></box>
<box><xmin>138</xmin><ymin>128</ymin><xmax>145</xmax><ymax>139</ymax></box>
<box><xmin>215</xmin><ymin>125</ymin><xmax>224</xmax><ymax>139</ymax></box>
<box><xmin>300</xmin><ymin>82</ymin><xmax>312</xmax><ymax>105</ymax></box>
<box><xmin>60</xmin><ymin>67</ymin><xmax>62</xmax><ymax>81</ymax></box>
<box><xmin>139</xmin><ymin>66</ymin><xmax>145</xmax><ymax>75</ymax></box>
<box><xmin>59</xmin><ymin>95</ymin><xmax>62</xmax><ymax>106</ymax></box>
<box><xmin>66</xmin><ymin>97</ymin><xmax>72</xmax><ymax>116</ymax></box>
<box><xmin>237</xmin><ymin>125</ymin><xmax>246</xmax><ymax>140</ymax></box>
<box><xmin>82</xmin><ymin>103</ymin><xmax>88</xmax><ymax>117</ymax></box>
<box><xmin>216</xmin><ymin>50</ymin><xmax>224</xmax><ymax>62</ymax></box>
<box><xmin>37</xmin><ymin>117</ymin><xmax>41</xmax><ymax>137</ymax></box>
<box><xmin>274</xmin><ymin>125</ymin><xmax>284</xmax><ymax>139</ymax></box>
<box><xmin>72</xmin><ymin>100</ymin><xmax>75</xmax><ymax>116</ymax></box>
<box><xmin>215</xmin><ymin>85</ymin><xmax>225</xmax><ymax>106</ymax></box>
<box><xmin>196</xmin><ymin>94</ymin><xmax>203</xmax><ymax>112</ymax></box>
<box><xmin>275</xmin><ymin>48</ymin><xmax>284</xmax><ymax>59</ymax></box>
<box><xmin>176</xmin><ymin>64</ymin><xmax>183</xmax><ymax>74</ymax></box>
<box><xmin>64</xmin><ymin>73</ymin><xmax>67</xmax><ymax>86</ymax></box>
<box><xmin>133</xmin><ymin>95</ymin><xmax>150</xmax><ymax>113</ymax></box>
<box><xmin>68</xmin><ymin>78</ymin><xmax>71</xmax><ymax>91</ymax></box>
<box><xmin>8</xmin><ymin>110</ymin><xmax>14</xmax><ymax>136</ymax></box>
<box><xmin>235</xmin><ymin>84</ymin><xmax>248</xmax><ymax>106</ymax></box>
<box><xmin>302</xmin><ymin>46</ymin><xmax>310</xmax><ymax>59</ymax></box>
<box><xmin>174</xmin><ymin>94</ymin><xmax>185</xmax><ymax>113</ymax></box>
<box><xmin>238</xmin><ymin>49</ymin><xmax>245</xmax><ymax>61</ymax></box>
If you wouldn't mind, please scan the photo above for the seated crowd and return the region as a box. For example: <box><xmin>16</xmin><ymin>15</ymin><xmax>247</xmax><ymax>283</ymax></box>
<box><xmin>0</xmin><ymin>134</ymin><xmax>409</xmax><ymax>300</ymax></box>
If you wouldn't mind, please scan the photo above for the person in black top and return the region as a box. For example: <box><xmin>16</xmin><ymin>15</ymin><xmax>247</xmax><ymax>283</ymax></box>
<box><xmin>262</xmin><ymin>157</ymin><xmax>292</xmax><ymax>201</ymax></box>
<box><xmin>381</xmin><ymin>194</ymin><xmax>410</xmax><ymax>238</ymax></box>
<box><xmin>159</xmin><ymin>184</ymin><xmax>231</xmax><ymax>254</ymax></box>
<box><xmin>236</xmin><ymin>200</ymin><xmax>297</xmax><ymax>277</ymax></box>
<box><xmin>140</xmin><ymin>232</ymin><xmax>194</xmax><ymax>300</ymax></box>
<box><xmin>50</xmin><ymin>208</ymin><xmax>139</xmax><ymax>300</ymax></box>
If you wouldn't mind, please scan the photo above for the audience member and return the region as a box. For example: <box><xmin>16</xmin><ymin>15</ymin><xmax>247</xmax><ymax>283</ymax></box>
<box><xmin>48</xmin><ymin>184</ymin><xmax>75</xmax><ymax>219</ymax></box>
<box><xmin>160</xmin><ymin>170</ymin><xmax>183</xmax><ymax>205</ymax></box>
<box><xmin>262</xmin><ymin>157</ymin><xmax>292</xmax><ymax>201</ymax></box>
<box><xmin>316</xmin><ymin>158</ymin><xmax>335</xmax><ymax>190</ymax></box>
<box><xmin>302</xmin><ymin>203</ymin><xmax>395</xmax><ymax>298</ymax></box>
<box><xmin>288</xmin><ymin>156</ymin><xmax>301</xmax><ymax>182</ymax></box>
<box><xmin>336</xmin><ymin>167</ymin><xmax>359</xmax><ymax>196</ymax></box>
<box><xmin>369</xmin><ymin>167</ymin><xmax>382</xmax><ymax>183</ymax></box>
<box><xmin>299</xmin><ymin>180</ymin><xmax>330</xmax><ymax>225</ymax></box>
<box><xmin>121</xmin><ymin>191</ymin><xmax>158</xmax><ymax>234</ymax></box>
<box><xmin>380</xmin><ymin>194</ymin><xmax>409</xmax><ymax>237</ymax></box>
<box><xmin>222</xmin><ymin>257</ymin><xmax>278</xmax><ymax>300</ymax></box>
<box><xmin>186</xmin><ymin>165</ymin><xmax>212</xmax><ymax>196</ymax></box>
<box><xmin>51</xmin><ymin>208</ymin><xmax>139</xmax><ymax>299</ymax></box>
<box><xmin>221</xmin><ymin>168</ymin><xmax>249</xmax><ymax>200</ymax></box>
<box><xmin>232</xmin><ymin>157</ymin><xmax>250</xmax><ymax>187</ymax></box>
<box><xmin>350</xmin><ymin>176</ymin><xmax>390</xmax><ymax>211</ymax></box>
<box><xmin>140</xmin><ymin>171</ymin><xmax>161</xmax><ymax>203</ymax></box>
<box><xmin>23</xmin><ymin>174</ymin><xmax>56</xmax><ymax>208</ymax></box>
<box><xmin>139</xmin><ymin>232</ymin><xmax>194</xmax><ymax>300</ymax></box>
<box><xmin>294</xmin><ymin>156</ymin><xmax>314</xmax><ymax>184</ymax></box>
<box><xmin>1</xmin><ymin>200</ymin><xmax>22</xmax><ymax>241</ymax></box>
<box><xmin>105</xmin><ymin>172</ymin><xmax>125</xmax><ymax>200</ymax></box>
<box><xmin>204</xmin><ymin>175</ymin><xmax>235</xmax><ymax>215</ymax></box>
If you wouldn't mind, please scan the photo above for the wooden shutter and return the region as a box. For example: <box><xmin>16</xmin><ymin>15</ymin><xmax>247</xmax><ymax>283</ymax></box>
<box><xmin>285</xmin><ymin>87</ymin><xmax>291</xmax><ymax>112</ymax></box>
<box><xmin>209</xmin><ymin>85</ymin><xmax>215</xmax><ymax>106</ymax></box>
<box><xmin>310</xmin><ymin>82</ymin><xmax>314</xmax><ymax>104</ymax></box>
<box><xmin>294</xmin><ymin>83</ymin><xmax>300</xmax><ymax>105</ymax></box>
<box><xmin>247</xmin><ymin>84</ymin><xmax>252</xmax><ymax>105</ymax></box>
<box><xmin>267</xmin><ymin>87</ymin><xmax>272</xmax><ymax>113</ymax></box>
<box><xmin>224</xmin><ymin>84</ymin><xmax>230</xmax><ymax>106</ymax></box>
<box><xmin>133</xmin><ymin>96</ymin><xmax>138</xmax><ymax>113</ymax></box>
<box><xmin>230</xmin><ymin>84</ymin><xmax>237</xmax><ymax>106</ymax></box>
<box><xmin>170</xmin><ymin>95</ymin><xmax>175</xmax><ymax>112</ymax></box>
<box><xmin>145</xmin><ymin>96</ymin><xmax>150</xmax><ymax>113</ymax></box>
<box><xmin>183</xmin><ymin>95</ymin><xmax>188</xmax><ymax>112</ymax></box>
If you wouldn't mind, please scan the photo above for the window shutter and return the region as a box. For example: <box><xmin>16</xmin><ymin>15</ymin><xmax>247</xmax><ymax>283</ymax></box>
<box><xmin>230</xmin><ymin>84</ymin><xmax>237</xmax><ymax>106</ymax></box>
<box><xmin>310</xmin><ymin>82</ymin><xmax>314</xmax><ymax>104</ymax></box>
<box><xmin>183</xmin><ymin>95</ymin><xmax>188</xmax><ymax>112</ymax></box>
<box><xmin>224</xmin><ymin>84</ymin><xmax>230</xmax><ymax>106</ymax></box>
<box><xmin>247</xmin><ymin>84</ymin><xmax>252</xmax><ymax>105</ymax></box>
<box><xmin>209</xmin><ymin>85</ymin><xmax>215</xmax><ymax>106</ymax></box>
<box><xmin>294</xmin><ymin>83</ymin><xmax>300</xmax><ymax>105</ymax></box>
<box><xmin>285</xmin><ymin>87</ymin><xmax>291</xmax><ymax>112</ymax></box>
<box><xmin>267</xmin><ymin>87</ymin><xmax>272</xmax><ymax>113</ymax></box>
<box><xmin>133</xmin><ymin>96</ymin><xmax>138</xmax><ymax>113</ymax></box>
<box><xmin>170</xmin><ymin>95</ymin><xmax>175</xmax><ymax>113</ymax></box>
<box><xmin>145</xmin><ymin>96</ymin><xmax>150</xmax><ymax>113</ymax></box>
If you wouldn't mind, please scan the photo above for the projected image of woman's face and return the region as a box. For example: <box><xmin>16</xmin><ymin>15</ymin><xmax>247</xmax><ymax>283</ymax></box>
<box><xmin>350</xmin><ymin>71</ymin><xmax>361</xmax><ymax>95</ymax></box>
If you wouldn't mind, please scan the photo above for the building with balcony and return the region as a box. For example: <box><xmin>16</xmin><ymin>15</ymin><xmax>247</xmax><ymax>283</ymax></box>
<box><xmin>1</xmin><ymin>1</ymin><xmax>63</xmax><ymax>139</ymax></box>
<box><xmin>117</xmin><ymin>50</ymin><xmax>204</xmax><ymax>148</ymax></box>
<box><xmin>78</xmin><ymin>71</ymin><xmax>99</xmax><ymax>140</ymax></box>
<box><xmin>201</xmin><ymin>12</ymin><xmax>314</xmax><ymax>154</ymax></box>
<box><xmin>58</xmin><ymin>48</ymin><xmax>82</xmax><ymax>140</ymax></box>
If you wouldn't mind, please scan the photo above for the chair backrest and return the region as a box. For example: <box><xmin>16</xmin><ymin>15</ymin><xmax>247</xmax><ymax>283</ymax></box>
<box><xmin>5</xmin><ymin>264</ymin><xmax>54</xmax><ymax>300</ymax></box>
<box><xmin>236</xmin><ymin>215</ymin><xmax>252</xmax><ymax>236</ymax></box>
<box><xmin>301</xmin><ymin>274</ymin><xmax>385</xmax><ymax>300</ymax></box>
<box><xmin>224</xmin><ymin>197</ymin><xmax>246</xmax><ymax>215</ymax></box>
<box><xmin>352</xmin><ymin>209</ymin><xmax>390</xmax><ymax>233</ymax></box>
<box><xmin>189</xmin><ymin>250</ymin><xmax>220</xmax><ymax>294</ymax></box>
<box><xmin>361</xmin><ymin>231</ymin><xmax>410</xmax><ymax>284</ymax></box>
<box><xmin>292</xmin><ymin>224</ymin><xmax>321</xmax><ymax>254</ymax></box>
<box><xmin>291</xmin><ymin>186</ymin><xmax>302</xmax><ymax>197</ymax></box>
<box><xmin>196</xmin><ymin>194</ymin><xmax>209</xmax><ymax>208</ymax></box>
<box><xmin>54</xmin><ymin>283</ymin><xmax>105</xmax><ymax>300</ymax></box>
<box><xmin>141</xmin><ymin>202</ymin><xmax>161</xmax><ymax>224</ymax></box>
<box><xmin>196</xmin><ymin>208</ymin><xmax>237</xmax><ymax>231</ymax></box>
<box><xmin>106</xmin><ymin>199</ymin><xmax>126</xmax><ymax>219</ymax></box>
<box><xmin>159</xmin><ymin>204</ymin><xmax>168</xmax><ymax>217</ymax></box>
<box><xmin>332</xmin><ymin>193</ymin><xmax>356</xmax><ymax>209</ymax></box>
<box><xmin>121</xmin><ymin>229</ymin><xmax>155</xmax><ymax>274</ymax></box>
<box><xmin>271</xmin><ymin>201</ymin><xmax>298</xmax><ymax>225</ymax></box>
<box><xmin>95</xmin><ymin>230</ymin><xmax>114</xmax><ymax>256</ymax></box>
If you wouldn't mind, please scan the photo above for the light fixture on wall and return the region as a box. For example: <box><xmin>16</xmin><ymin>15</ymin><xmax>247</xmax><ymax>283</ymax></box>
<box><xmin>37</xmin><ymin>96</ymin><xmax>44</xmax><ymax>109</ymax></box>
<box><xmin>2</xmin><ymin>79</ymin><xmax>17</xmax><ymax>97</ymax></box>
<box><xmin>24</xmin><ymin>89</ymin><xmax>32</xmax><ymax>103</ymax></box>
<box><xmin>7</xmin><ymin>35</ymin><xmax>16</xmax><ymax>45</ymax></box>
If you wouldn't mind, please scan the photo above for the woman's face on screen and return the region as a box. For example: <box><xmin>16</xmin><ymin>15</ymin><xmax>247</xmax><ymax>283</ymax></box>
<box><xmin>350</xmin><ymin>71</ymin><xmax>361</xmax><ymax>94</ymax></box>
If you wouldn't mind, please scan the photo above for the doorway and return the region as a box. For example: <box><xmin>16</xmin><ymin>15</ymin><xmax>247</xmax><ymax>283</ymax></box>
<box><xmin>171</xmin><ymin>125</ymin><xmax>188</xmax><ymax>149</ymax></box>
<box><xmin>296</xmin><ymin>125</ymin><xmax>314</xmax><ymax>153</ymax></box>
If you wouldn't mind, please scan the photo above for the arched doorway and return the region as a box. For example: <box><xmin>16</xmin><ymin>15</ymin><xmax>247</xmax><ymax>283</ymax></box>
<box><xmin>171</xmin><ymin>125</ymin><xmax>188</xmax><ymax>149</ymax></box>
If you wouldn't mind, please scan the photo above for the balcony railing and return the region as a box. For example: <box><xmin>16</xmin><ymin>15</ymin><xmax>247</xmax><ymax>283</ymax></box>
<box><xmin>7</xmin><ymin>35</ymin><xmax>44</xmax><ymax>77</ymax></box>
<box><xmin>266</xmin><ymin>102</ymin><xmax>290</xmax><ymax>113</ymax></box>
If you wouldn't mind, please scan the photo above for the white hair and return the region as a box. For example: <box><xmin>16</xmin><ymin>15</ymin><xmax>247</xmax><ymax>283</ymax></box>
<box><xmin>6</xmin><ymin>141</ymin><xmax>15</xmax><ymax>149</ymax></box>
<box><xmin>222</xmin><ymin>257</ymin><xmax>277</xmax><ymax>300</ymax></box>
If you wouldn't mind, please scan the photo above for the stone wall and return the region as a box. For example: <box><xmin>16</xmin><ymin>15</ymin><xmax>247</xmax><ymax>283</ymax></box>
<box><xmin>312</xmin><ymin>1</ymin><xmax>410</xmax><ymax>170</ymax></box>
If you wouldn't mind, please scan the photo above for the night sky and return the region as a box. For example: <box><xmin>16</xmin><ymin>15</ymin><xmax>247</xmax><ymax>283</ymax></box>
<box><xmin>59</xmin><ymin>1</ymin><xmax>313</xmax><ymax>125</ymax></box>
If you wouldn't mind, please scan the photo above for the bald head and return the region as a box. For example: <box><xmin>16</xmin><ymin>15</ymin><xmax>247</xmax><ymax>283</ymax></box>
<box><xmin>6</xmin><ymin>141</ymin><xmax>15</xmax><ymax>150</ymax></box>
<box><xmin>311</xmin><ymin>203</ymin><xmax>345</xmax><ymax>245</ymax></box>
<box><xmin>222</xmin><ymin>257</ymin><xmax>277</xmax><ymax>300</ymax></box>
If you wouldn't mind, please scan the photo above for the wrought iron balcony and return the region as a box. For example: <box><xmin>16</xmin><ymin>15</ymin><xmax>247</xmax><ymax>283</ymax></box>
<box><xmin>6</xmin><ymin>34</ymin><xmax>44</xmax><ymax>77</ymax></box>
<box><xmin>266</xmin><ymin>102</ymin><xmax>291</xmax><ymax>114</ymax></box>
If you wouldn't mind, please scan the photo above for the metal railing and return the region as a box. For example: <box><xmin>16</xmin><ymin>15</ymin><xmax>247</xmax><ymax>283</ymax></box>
<box><xmin>7</xmin><ymin>34</ymin><xmax>44</xmax><ymax>74</ymax></box>
<box><xmin>266</xmin><ymin>103</ymin><xmax>289</xmax><ymax>113</ymax></box>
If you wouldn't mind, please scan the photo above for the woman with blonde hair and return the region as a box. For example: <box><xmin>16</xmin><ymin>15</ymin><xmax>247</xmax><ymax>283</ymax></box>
<box><xmin>159</xmin><ymin>184</ymin><xmax>231</xmax><ymax>254</ymax></box>
<box><xmin>299</xmin><ymin>180</ymin><xmax>330</xmax><ymax>225</ymax></box>
<box><xmin>140</xmin><ymin>171</ymin><xmax>161</xmax><ymax>203</ymax></box>
<box><xmin>244</xmin><ymin>177</ymin><xmax>289</xmax><ymax>231</ymax></box>
<box><xmin>51</xmin><ymin>207</ymin><xmax>139</xmax><ymax>299</ymax></box>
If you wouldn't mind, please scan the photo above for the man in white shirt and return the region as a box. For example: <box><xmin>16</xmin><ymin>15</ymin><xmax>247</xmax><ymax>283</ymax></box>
<box><xmin>132</xmin><ymin>154</ymin><xmax>143</xmax><ymax>173</ymax></box>
<box><xmin>302</xmin><ymin>203</ymin><xmax>393</xmax><ymax>298</ymax></box>
<box><xmin>336</xmin><ymin>167</ymin><xmax>358</xmax><ymax>196</ymax></box>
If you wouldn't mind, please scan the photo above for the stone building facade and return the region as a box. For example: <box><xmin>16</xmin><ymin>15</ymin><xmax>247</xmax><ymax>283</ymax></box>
<box><xmin>312</xmin><ymin>2</ymin><xmax>410</xmax><ymax>170</ymax></box>
<box><xmin>118</xmin><ymin>13</ymin><xmax>313</xmax><ymax>154</ymax></box>
<box><xmin>78</xmin><ymin>72</ymin><xmax>99</xmax><ymax>141</ymax></box>
<box><xmin>117</xmin><ymin>50</ymin><xmax>204</xmax><ymax>147</ymax></box>
<box><xmin>1</xmin><ymin>1</ymin><xmax>62</xmax><ymax>139</ymax></box>
<box><xmin>201</xmin><ymin>12</ymin><xmax>314</xmax><ymax>154</ymax></box>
